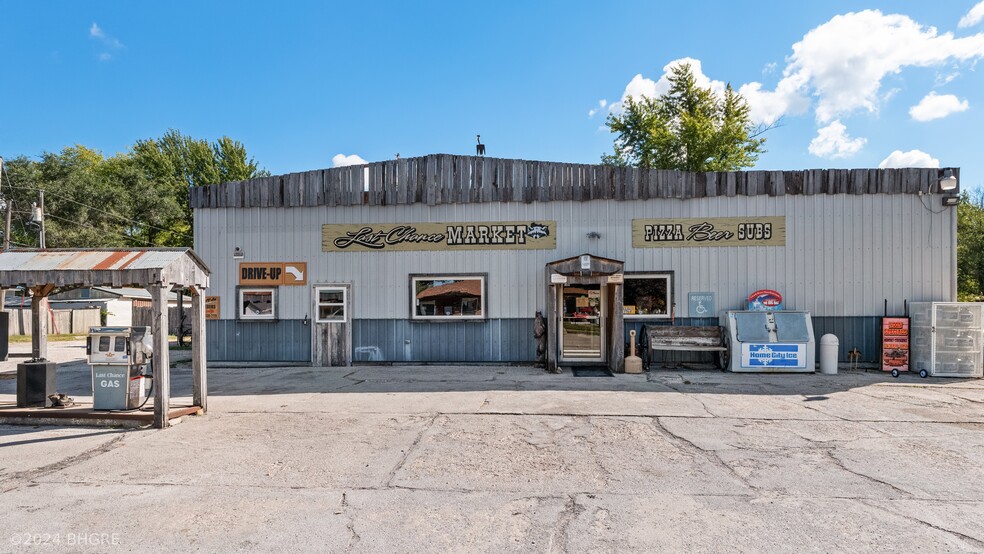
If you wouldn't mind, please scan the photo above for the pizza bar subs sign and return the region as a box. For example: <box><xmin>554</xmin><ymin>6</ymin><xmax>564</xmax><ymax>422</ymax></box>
<box><xmin>323</xmin><ymin>221</ymin><xmax>557</xmax><ymax>252</ymax></box>
<box><xmin>632</xmin><ymin>217</ymin><xmax>785</xmax><ymax>248</ymax></box>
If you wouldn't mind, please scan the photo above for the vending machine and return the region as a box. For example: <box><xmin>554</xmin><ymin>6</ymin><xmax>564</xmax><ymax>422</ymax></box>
<box><xmin>723</xmin><ymin>311</ymin><xmax>816</xmax><ymax>373</ymax></box>
<box><xmin>87</xmin><ymin>327</ymin><xmax>153</xmax><ymax>410</ymax></box>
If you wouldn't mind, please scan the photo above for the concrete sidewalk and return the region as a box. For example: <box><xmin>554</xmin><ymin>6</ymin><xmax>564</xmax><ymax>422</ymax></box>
<box><xmin>1</xmin><ymin>357</ymin><xmax>983</xmax><ymax>552</ymax></box>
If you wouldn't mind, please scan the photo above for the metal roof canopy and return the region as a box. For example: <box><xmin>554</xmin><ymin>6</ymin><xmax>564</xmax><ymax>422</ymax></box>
<box><xmin>0</xmin><ymin>248</ymin><xmax>209</xmax><ymax>289</ymax></box>
<box><xmin>0</xmin><ymin>248</ymin><xmax>211</xmax><ymax>429</ymax></box>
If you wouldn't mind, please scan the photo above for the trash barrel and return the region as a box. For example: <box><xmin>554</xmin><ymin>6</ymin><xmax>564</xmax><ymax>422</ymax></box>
<box><xmin>819</xmin><ymin>334</ymin><xmax>839</xmax><ymax>375</ymax></box>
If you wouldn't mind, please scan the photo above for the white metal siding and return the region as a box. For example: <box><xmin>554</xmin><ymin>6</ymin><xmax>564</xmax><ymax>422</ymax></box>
<box><xmin>194</xmin><ymin>194</ymin><xmax>955</xmax><ymax>321</ymax></box>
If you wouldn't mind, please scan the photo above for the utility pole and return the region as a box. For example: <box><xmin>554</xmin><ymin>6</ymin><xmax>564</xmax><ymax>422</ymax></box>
<box><xmin>1</xmin><ymin>155</ymin><xmax>9</xmax><ymax>252</ymax></box>
<box><xmin>39</xmin><ymin>190</ymin><xmax>46</xmax><ymax>249</ymax></box>
<box><xmin>0</xmin><ymin>156</ymin><xmax>7</xmax><ymax>359</ymax></box>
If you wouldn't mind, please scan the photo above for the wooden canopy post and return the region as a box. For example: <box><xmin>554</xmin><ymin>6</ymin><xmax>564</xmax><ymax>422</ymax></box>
<box><xmin>545</xmin><ymin>278</ymin><xmax>558</xmax><ymax>373</ymax></box>
<box><xmin>149</xmin><ymin>284</ymin><xmax>171</xmax><ymax>429</ymax></box>
<box><xmin>609</xmin><ymin>282</ymin><xmax>625</xmax><ymax>374</ymax></box>
<box><xmin>190</xmin><ymin>286</ymin><xmax>207</xmax><ymax>413</ymax></box>
<box><xmin>30</xmin><ymin>284</ymin><xmax>55</xmax><ymax>360</ymax></box>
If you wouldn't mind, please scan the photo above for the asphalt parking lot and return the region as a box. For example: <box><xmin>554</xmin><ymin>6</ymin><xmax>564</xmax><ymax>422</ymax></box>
<box><xmin>1</xmin><ymin>341</ymin><xmax>983</xmax><ymax>552</ymax></box>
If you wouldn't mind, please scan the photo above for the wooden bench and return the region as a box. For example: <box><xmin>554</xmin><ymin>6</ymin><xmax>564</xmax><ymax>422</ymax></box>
<box><xmin>640</xmin><ymin>325</ymin><xmax>728</xmax><ymax>370</ymax></box>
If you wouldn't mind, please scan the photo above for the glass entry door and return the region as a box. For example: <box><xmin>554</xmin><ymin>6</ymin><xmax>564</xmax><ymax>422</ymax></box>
<box><xmin>560</xmin><ymin>284</ymin><xmax>606</xmax><ymax>362</ymax></box>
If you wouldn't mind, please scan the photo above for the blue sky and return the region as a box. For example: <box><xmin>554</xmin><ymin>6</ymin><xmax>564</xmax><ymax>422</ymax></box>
<box><xmin>4</xmin><ymin>1</ymin><xmax>984</xmax><ymax>190</ymax></box>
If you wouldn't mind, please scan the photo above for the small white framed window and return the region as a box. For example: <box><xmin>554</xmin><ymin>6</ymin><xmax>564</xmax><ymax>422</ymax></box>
<box><xmin>623</xmin><ymin>273</ymin><xmax>672</xmax><ymax>319</ymax></box>
<box><xmin>411</xmin><ymin>274</ymin><xmax>486</xmax><ymax>321</ymax></box>
<box><xmin>315</xmin><ymin>286</ymin><xmax>347</xmax><ymax>323</ymax></box>
<box><xmin>239</xmin><ymin>288</ymin><xmax>277</xmax><ymax>320</ymax></box>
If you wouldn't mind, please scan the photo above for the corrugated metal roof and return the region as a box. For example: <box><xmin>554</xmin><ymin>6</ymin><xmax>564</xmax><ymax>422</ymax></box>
<box><xmin>0</xmin><ymin>248</ymin><xmax>207</xmax><ymax>273</ymax></box>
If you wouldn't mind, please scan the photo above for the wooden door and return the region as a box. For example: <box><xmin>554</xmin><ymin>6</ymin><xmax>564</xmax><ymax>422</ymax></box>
<box><xmin>312</xmin><ymin>284</ymin><xmax>352</xmax><ymax>367</ymax></box>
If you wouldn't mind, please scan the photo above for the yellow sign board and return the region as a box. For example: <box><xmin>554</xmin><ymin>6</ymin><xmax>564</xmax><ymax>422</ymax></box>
<box><xmin>205</xmin><ymin>296</ymin><xmax>220</xmax><ymax>320</ymax></box>
<box><xmin>632</xmin><ymin>217</ymin><xmax>786</xmax><ymax>248</ymax></box>
<box><xmin>323</xmin><ymin>221</ymin><xmax>556</xmax><ymax>252</ymax></box>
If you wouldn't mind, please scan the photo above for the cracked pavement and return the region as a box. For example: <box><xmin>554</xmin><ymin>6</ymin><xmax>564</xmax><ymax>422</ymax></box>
<box><xmin>2</xmin><ymin>352</ymin><xmax>984</xmax><ymax>552</ymax></box>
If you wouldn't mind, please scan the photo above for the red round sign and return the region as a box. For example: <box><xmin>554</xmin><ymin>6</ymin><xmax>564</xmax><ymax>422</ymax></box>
<box><xmin>748</xmin><ymin>289</ymin><xmax>783</xmax><ymax>307</ymax></box>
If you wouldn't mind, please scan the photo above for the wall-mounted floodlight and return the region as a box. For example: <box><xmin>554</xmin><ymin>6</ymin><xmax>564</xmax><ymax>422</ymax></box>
<box><xmin>233</xmin><ymin>246</ymin><xmax>245</xmax><ymax>260</ymax></box>
<box><xmin>939</xmin><ymin>169</ymin><xmax>958</xmax><ymax>191</ymax></box>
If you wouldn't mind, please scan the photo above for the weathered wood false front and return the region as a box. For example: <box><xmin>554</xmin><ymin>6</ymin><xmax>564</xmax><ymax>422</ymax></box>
<box><xmin>190</xmin><ymin>155</ymin><xmax>958</xmax><ymax>210</ymax></box>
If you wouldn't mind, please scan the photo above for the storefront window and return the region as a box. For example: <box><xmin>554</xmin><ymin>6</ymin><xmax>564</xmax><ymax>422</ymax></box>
<box><xmin>239</xmin><ymin>288</ymin><xmax>276</xmax><ymax>320</ymax></box>
<box><xmin>623</xmin><ymin>273</ymin><xmax>671</xmax><ymax>318</ymax></box>
<box><xmin>316</xmin><ymin>286</ymin><xmax>347</xmax><ymax>323</ymax></box>
<box><xmin>411</xmin><ymin>275</ymin><xmax>486</xmax><ymax>320</ymax></box>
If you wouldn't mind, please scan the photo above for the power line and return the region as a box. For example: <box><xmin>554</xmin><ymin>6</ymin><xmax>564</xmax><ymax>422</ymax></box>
<box><xmin>0</xmin><ymin>173</ymin><xmax>193</xmax><ymax>240</ymax></box>
<box><xmin>44</xmin><ymin>212</ymin><xmax>155</xmax><ymax>247</ymax></box>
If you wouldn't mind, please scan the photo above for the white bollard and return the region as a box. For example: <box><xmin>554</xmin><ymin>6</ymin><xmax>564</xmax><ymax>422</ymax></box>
<box><xmin>819</xmin><ymin>334</ymin><xmax>839</xmax><ymax>374</ymax></box>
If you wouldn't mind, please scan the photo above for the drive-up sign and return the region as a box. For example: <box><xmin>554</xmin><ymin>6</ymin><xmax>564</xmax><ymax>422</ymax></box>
<box><xmin>239</xmin><ymin>262</ymin><xmax>307</xmax><ymax>286</ymax></box>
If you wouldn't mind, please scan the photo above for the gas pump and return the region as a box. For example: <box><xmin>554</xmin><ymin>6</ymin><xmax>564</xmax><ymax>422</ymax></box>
<box><xmin>87</xmin><ymin>327</ymin><xmax>153</xmax><ymax>410</ymax></box>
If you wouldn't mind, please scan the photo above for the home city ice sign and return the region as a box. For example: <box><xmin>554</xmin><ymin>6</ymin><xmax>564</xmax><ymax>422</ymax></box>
<box><xmin>322</xmin><ymin>221</ymin><xmax>557</xmax><ymax>252</ymax></box>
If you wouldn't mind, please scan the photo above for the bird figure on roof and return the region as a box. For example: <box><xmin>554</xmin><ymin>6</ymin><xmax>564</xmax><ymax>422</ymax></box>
<box><xmin>476</xmin><ymin>135</ymin><xmax>485</xmax><ymax>156</ymax></box>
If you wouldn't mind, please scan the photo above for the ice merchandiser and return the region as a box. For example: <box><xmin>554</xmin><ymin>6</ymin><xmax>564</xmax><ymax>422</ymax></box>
<box><xmin>910</xmin><ymin>302</ymin><xmax>984</xmax><ymax>378</ymax></box>
<box><xmin>723</xmin><ymin>311</ymin><xmax>816</xmax><ymax>372</ymax></box>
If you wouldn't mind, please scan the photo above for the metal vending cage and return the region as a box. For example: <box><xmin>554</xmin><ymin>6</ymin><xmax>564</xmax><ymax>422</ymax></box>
<box><xmin>910</xmin><ymin>302</ymin><xmax>984</xmax><ymax>378</ymax></box>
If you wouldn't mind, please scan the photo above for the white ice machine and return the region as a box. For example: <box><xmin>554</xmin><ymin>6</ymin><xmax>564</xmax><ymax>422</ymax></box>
<box><xmin>723</xmin><ymin>311</ymin><xmax>816</xmax><ymax>373</ymax></box>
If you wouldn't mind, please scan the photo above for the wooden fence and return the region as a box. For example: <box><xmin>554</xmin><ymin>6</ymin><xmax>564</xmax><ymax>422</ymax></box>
<box><xmin>6</xmin><ymin>308</ymin><xmax>101</xmax><ymax>336</ymax></box>
<box><xmin>133</xmin><ymin>303</ymin><xmax>193</xmax><ymax>336</ymax></box>
<box><xmin>190</xmin><ymin>154</ymin><xmax>958</xmax><ymax>209</ymax></box>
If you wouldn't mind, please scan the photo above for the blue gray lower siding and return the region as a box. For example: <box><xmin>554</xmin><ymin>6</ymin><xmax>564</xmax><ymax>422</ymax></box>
<box><xmin>352</xmin><ymin>319</ymin><xmax>536</xmax><ymax>363</ymax></box>
<box><xmin>207</xmin><ymin>316</ymin><xmax>883</xmax><ymax>364</ymax></box>
<box><xmin>206</xmin><ymin>320</ymin><xmax>312</xmax><ymax>362</ymax></box>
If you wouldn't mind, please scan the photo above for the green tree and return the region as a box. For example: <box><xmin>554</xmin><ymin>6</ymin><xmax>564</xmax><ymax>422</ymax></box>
<box><xmin>603</xmin><ymin>63</ymin><xmax>768</xmax><ymax>171</ymax></box>
<box><xmin>958</xmin><ymin>190</ymin><xmax>984</xmax><ymax>301</ymax></box>
<box><xmin>1</xmin><ymin>130</ymin><xmax>266</xmax><ymax>249</ymax></box>
<box><xmin>131</xmin><ymin>129</ymin><xmax>267</xmax><ymax>246</ymax></box>
<box><xmin>36</xmin><ymin>146</ymin><xmax>136</xmax><ymax>248</ymax></box>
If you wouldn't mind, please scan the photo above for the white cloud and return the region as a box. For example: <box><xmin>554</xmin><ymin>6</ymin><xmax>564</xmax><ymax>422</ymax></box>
<box><xmin>89</xmin><ymin>21</ymin><xmax>123</xmax><ymax>60</ymax></box>
<box><xmin>600</xmin><ymin>9</ymin><xmax>984</xmax><ymax>152</ymax></box>
<box><xmin>936</xmin><ymin>71</ymin><xmax>960</xmax><ymax>86</ymax></box>
<box><xmin>608</xmin><ymin>57</ymin><xmax>727</xmax><ymax>115</ymax></box>
<box><xmin>605</xmin><ymin>56</ymin><xmax>808</xmax><ymax>126</ymax></box>
<box><xmin>959</xmin><ymin>1</ymin><xmax>984</xmax><ymax>28</ymax></box>
<box><xmin>739</xmin><ymin>77</ymin><xmax>810</xmax><ymax>125</ymax></box>
<box><xmin>332</xmin><ymin>153</ymin><xmax>368</xmax><ymax>167</ymax></box>
<box><xmin>785</xmin><ymin>10</ymin><xmax>984</xmax><ymax>123</ymax></box>
<box><xmin>909</xmin><ymin>91</ymin><xmax>969</xmax><ymax>121</ymax></box>
<box><xmin>808</xmin><ymin>120</ymin><xmax>867</xmax><ymax>159</ymax></box>
<box><xmin>588</xmin><ymin>99</ymin><xmax>609</xmax><ymax>118</ymax></box>
<box><xmin>878</xmin><ymin>149</ymin><xmax>940</xmax><ymax>168</ymax></box>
